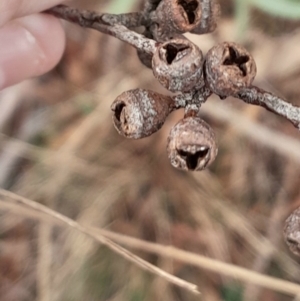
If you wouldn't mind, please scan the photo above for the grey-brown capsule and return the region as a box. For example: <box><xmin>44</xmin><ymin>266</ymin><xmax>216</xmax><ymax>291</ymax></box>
<box><xmin>152</xmin><ymin>38</ymin><xmax>204</xmax><ymax>92</ymax></box>
<box><xmin>284</xmin><ymin>207</ymin><xmax>300</xmax><ymax>257</ymax></box>
<box><xmin>154</xmin><ymin>0</ymin><xmax>203</xmax><ymax>34</ymax></box>
<box><xmin>167</xmin><ymin>117</ymin><xmax>218</xmax><ymax>171</ymax></box>
<box><xmin>190</xmin><ymin>0</ymin><xmax>220</xmax><ymax>34</ymax></box>
<box><xmin>111</xmin><ymin>89</ymin><xmax>174</xmax><ymax>139</ymax></box>
<box><xmin>204</xmin><ymin>42</ymin><xmax>257</xmax><ymax>97</ymax></box>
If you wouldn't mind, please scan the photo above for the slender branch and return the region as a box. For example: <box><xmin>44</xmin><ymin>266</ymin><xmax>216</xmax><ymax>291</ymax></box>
<box><xmin>45</xmin><ymin>5</ymin><xmax>145</xmax><ymax>27</ymax></box>
<box><xmin>237</xmin><ymin>86</ymin><xmax>300</xmax><ymax>130</ymax></box>
<box><xmin>45</xmin><ymin>5</ymin><xmax>104</xmax><ymax>27</ymax></box>
<box><xmin>45</xmin><ymin>5</ymin><xmax>157</xmax><ymax>54</ymax></box>
<box><xmin>100</xmin><ymin>24</ymin><xmax>156</xmax><ymax>54</ymax></box>
<box><xmin>0</xmin><ymin>188</ymin><xmax>199</xmax><ymax>295</ymax></box>
<box><xmin>101</xmin><ymin>12</ymin><xmax>147</xmax><ymax>27</ymax></box>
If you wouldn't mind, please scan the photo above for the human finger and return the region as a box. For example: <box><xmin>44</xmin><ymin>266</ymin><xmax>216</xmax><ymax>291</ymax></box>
<box><xmin>0</xmin><ymin>0</ymin><xmax>66</xmax><ymax>27</ymax></box>
<box><xmin>0</xmin><ymin>13</ymin><xmax>65</xmax><ymax>90</ymax></box>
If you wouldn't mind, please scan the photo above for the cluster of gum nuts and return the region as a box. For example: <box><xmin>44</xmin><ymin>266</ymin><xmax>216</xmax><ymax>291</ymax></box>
<box><xmin>110</xmin><ymin>0</ymin><xmax>257</xmax><ymax>172</ymax></box>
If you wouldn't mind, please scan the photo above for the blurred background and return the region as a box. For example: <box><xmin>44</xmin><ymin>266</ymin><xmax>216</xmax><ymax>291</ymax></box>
<box><xmin>1</xmin><ymin>0</ymin><xmax>300</xmax><ymax>300</ymax></box>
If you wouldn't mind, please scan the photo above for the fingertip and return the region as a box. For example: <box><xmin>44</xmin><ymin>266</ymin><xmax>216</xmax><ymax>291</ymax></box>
<box><xmin>0</xmin><ymin>0</ymin><xmax>68</xmax><ymax>28</ymax></box>
<box><xmin>0</xmin><ymin>13</ymin><xmax>65</xmax><ymax>90</ymax></box>
<box><xmin>18</xmin><ymin>14</ymin><xmax>66</xmax><ymax>72</ymax></box>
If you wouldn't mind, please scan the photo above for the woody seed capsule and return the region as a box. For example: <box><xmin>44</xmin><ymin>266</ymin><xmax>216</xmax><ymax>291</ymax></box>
<box><xmin>152</xmin><ymin>38</ymin><xmax>204</xmax><ymax>92</ymax></box>
<box><xmin>167</xmin><ymin>117</ymin><xmax>218</xmax><ymax>171</ymax></box>
<box><xmin>204</xmin><ymin>42</ymin><xmax>257</xmax><ymax>97</ymax></box>
<box><xmin>190</xmin><ymin>0</ymin><xmax>220</xmax><ymax>34</ymax></box>
<box><xmin>111</xmin><ymin>89</ymin><xmax>174</xmax><ymax>139</ymax></box>
<box><xmin>154</xmin><ymin>0</ymin><xmax>202</xmax><ymax>34</ymax></box>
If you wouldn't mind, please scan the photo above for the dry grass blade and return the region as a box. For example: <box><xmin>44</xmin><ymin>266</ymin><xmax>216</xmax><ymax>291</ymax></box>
<box><xmin>95</xmin><ymin>229</ymin><xmax>300</xmax><ymax>297</ymax></box>
<box><xmin>0</xmin><ymin>133</ymin><xmax>101</xmax><ymax>178</ymax></box>
<box><xmin>37</xmin><ymin>223</ymin><xmax>52</xmax><ymax>301</ymax></box>
<box><xmin>0</xmin><ymin>188</ymin><xmax>200</xmax><ymax>295</ymax></box>
<box><xmin>2</xmin><ymin>190</ymin><xmax>300</xmax><ymax>297</ymax></box>
<box><xmin>243</xmin><ymin>163</ymin><xmax>296</xmax><ymax>301</ymax></box>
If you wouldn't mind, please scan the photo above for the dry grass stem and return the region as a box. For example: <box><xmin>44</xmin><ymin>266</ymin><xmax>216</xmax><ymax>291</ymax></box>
<box><xmin>95</xmin><ymin>229</ymin><xmax>300</xmax><ymax>297</ymax></box>
<box><xmin>0</xmin><ymin>133</ymin><xmax>101</xmax><ymax>177</ymax></box>
<box><xmin>0</xmin><ymin>188</ymin><xmax>200</xmax><ymax>295</ymax></box>
<box><xmin>37</xmin><ymin>223</ymin><xmax>52</xmax><ymax>301</ymax></box>
<box><xmin>2</xmin><ymin>192</ymin><xmax>299</xmax><ymax>297</ymax></box>
<box><xmin>243</xmin><ymin>195</ymin><xmax>288</xmax><ymax>300</ymax></box>
<box><xmin>186</xmin><ymin>186</ymin><xmax>300</xmax><ymax>278</ymax></box>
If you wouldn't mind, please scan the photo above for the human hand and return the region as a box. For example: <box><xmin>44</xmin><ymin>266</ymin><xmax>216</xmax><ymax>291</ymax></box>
<box><xmin>0</xmin><ymin>0</ymin><xmax>66</xmax><ymax>90</ymax></box>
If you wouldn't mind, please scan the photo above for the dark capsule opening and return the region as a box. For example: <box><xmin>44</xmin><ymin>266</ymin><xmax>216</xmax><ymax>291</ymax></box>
<box><xmin>164</xmin><ymin>44</ymin><xmax>189</xmax><ymax>64</ymax></box>
<box><xmin>178</xmin><ymin>147</ymin><xmax>209</xmax><ymax>170</ymax></box>
<box><xmin>286</xmin><ymin>237</ymin><xmax>299</xmax><ymax>246</ymax></box>
<box><xmin>178</xmin><ymin>0</ymin><xmax>199</xmax><ymax>24</ymax></box>
<box><xmin>223</xmin><ymin>46</ymin><xmax>249</xmax><ymax>76</ymax></box>
<box><xmin>115</xmin><ymin>102</ymin><xmax>126</xmax><ymax>122</ymax></box>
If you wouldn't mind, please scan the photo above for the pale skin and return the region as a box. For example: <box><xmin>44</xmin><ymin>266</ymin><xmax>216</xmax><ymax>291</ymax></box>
<box><xmin>0</xmin><ymin>0</ymin><xmax>66</xmax><ymax>90</ymax></box>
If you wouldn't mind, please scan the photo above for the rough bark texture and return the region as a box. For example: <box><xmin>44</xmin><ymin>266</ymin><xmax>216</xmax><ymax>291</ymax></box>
<box><xmin>237</xmin><ymin>86</ymin><xmax>300</xmax><ymax>130</ymax></box>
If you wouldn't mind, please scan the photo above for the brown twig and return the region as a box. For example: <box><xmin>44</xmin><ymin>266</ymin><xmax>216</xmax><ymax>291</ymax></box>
<box><xmin>237</xmin><ymin>86</ymin><xmax>300</xmax><ymax>130</ymax></box>
<box><xmin>46</xmin><ymin>5</ymin><xmax>146</xmax><ymax>27</ymax></box>
<box><xmin>45</xmin><ymin>5</ymin><xmax>156</xmax><ymax>54</ymax></box>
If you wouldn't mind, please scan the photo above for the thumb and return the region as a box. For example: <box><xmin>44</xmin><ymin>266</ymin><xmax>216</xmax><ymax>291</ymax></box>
<box><xmin>0</xmin><ymin>13</ymin><xmax>65</xmax><ymax>90</ymax></box>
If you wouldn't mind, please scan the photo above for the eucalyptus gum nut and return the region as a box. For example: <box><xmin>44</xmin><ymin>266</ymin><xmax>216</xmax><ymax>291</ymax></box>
<box><xmin>111</xmin><ymin>89</ymin><xmax>174</xmax><ymax>139</ymax></box>
<box><xmin>190</xmin><ymin>0</ymin><xmax>220</xmax><ymax>34</ymax></box>
<box><xmin>152</xmin><ymin>38</ymin><xmax>204</xmax><ymax>92</ymax></box>
<box><xmin>154</xmin><ymin>0</ymin><xmax>203</xmax><ymax>34</ymax></box>
<box><xmin>204</xmin><ymin>42</ymin><xmax>257</xmax><ymax>97</ymax></box>
<box><xmin>167</xmin><ymin>117</ymin><xmax>218</xmax><ymax>171</ymax></box>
